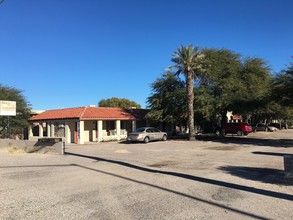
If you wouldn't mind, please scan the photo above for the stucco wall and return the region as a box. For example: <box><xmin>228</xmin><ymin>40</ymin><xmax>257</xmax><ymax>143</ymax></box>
<box><xmin>84</xmin><ymin>120</ymin><xmax>96</xmax><ymax>142</ymax></box>
<box><xmin>0</xmin><ymin>139</ymin><xmax>37</xmax><ymax>149</ymax></box>
<box><xmin>0</xmin><ymin>138</ymin><xmax>64</xmax><ymax>154</ymax></box>
<box><xmin>68</xmin><ymin>120</ymin><xmax>76</xmax><ymax>143</ymax></box>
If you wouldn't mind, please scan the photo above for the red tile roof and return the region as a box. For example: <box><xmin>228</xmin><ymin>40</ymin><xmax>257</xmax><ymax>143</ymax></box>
<box><xmin>29</xmin><ymin>107</ymin><xmax>148</xmax><ymax>121</ymax></box>
<box><xmin>232</xmin><ymin>114</ymin><xmax>242</xmax><ymax>120</ymax></box>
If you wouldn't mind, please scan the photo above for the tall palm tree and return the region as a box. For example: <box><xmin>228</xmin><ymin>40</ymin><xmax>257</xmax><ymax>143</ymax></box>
<box><xmin>171</xmin><ymin>45</ymin><xmax>205</xmax><ymax>141</ymax></box>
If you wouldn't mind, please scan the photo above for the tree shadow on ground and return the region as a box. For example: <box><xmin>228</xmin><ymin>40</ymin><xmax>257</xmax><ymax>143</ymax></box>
<box><xmin>196</xmin><ymin>135</ymin><xmax>293</xmax><ymax>148</ymax></box>
<box><xmin>1</xmin><ymin>163</ymin><xmax>271</xmax><ymax>220</ymax></box>
<box><xmin>218</xmin><ymin>166</ymin><xmax>293</xmax><ymax>186</ymax></box>
<box><xmin>66</xmin><ymin>152</ymin><xmax>293</xmax><ymax>201</ymax></box>
<box><xmin>252</xmin><ymin>151</ymin><xmax>293</xmax><ymax>157</ymax></box>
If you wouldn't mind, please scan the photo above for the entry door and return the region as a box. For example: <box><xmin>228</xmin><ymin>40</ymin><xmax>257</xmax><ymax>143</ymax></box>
<box><xmin>74</xmin><ymin>122</ymin><xmax>78</xmax><ymax>143</ymax></box>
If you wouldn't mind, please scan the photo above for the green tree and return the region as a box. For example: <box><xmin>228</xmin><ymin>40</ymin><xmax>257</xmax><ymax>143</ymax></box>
<box><xmin>200</xmin><ymin>49</ymin><xmax>274</xmax><ymax>129</ymax></box>
<box><xmin>268</xmin><ymin>58</ymin><xmax>293</xmax><ymax>127</ymax></box>
<box><xmin>232</xmin><ymin>57</ymin><xmax>272</xmax><ymax>119</ymax></box>
<box><xmin>199</xmin><ymin>48</ymin><xmax>243</xmax><ymax>132</ymax></box>
<box><xmin>194</xmin><ymin>84</ymin><xmax>219</xmax><ymax>131</ymax></box>
<box><xmin>146</xmin><ymin>71</ymin><xmax>186</xmax><ymax>128</ymax></box>
<box><xmin>272</xmin><ymin>58</ymin><xmax>293</xmax><ymax>107</ymax></box>
<box><xmin>148</xmin><ymin>46</ymin><xmax>289</xmax><ymax>135</ymax></box>
<box><xmin>0</xmin><ymin>84</ymin><xmax>31</xmax><ymax>138</ymax></box>
<box><xmin>171</xmin><ymin>45</ymin><xmax>205</xmax><ymax>140</ymax></box>
<box><xmin>98</xmin><ymin>97</ymin><xmax>141</xmax><ymax>109</ymax></box>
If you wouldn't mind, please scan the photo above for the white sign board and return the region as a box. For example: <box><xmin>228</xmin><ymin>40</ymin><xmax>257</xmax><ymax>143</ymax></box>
<box><xmin>0</xmin><ymin>100</ymin><xmax>16</xmax><ymax>116</ymax></box>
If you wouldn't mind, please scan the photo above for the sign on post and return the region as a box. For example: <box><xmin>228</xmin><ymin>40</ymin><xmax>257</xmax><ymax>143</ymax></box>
<box><xmin>0</xmin><ymin>100</ymin><xmax>16</xmax><ymax>116</ymax></box>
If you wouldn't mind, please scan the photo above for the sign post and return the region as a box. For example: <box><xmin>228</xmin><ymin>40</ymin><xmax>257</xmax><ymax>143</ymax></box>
<box><xmin>0</xmin><ymin>101</ymin><xmax>16</xmax><ymax>138</ymax></box>
<box><xmin>0</xmin><ymin>101</ymin><xmax>16</xmax><ymax>116</ymax></box>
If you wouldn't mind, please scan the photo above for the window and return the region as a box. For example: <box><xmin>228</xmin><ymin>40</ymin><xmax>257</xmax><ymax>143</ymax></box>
<box><xmin>153</xmin><ymin>128</ymin><xmax>160</xmax><ymax>132</ymax></box>
<box><xmin>135</xmin><ymin>128</ymin><xmax>145</xmax><ymax>132</ymax></box>
<box><xmin>146</xmin><ymin>128</ymin><xmax>153</xmax><ymax>133</ymax></box>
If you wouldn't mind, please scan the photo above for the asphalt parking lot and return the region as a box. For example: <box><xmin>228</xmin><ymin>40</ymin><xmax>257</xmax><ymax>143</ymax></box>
<box><xmin>1</xmin><ymin>130</ymin><xmax>293</xmax><ymax>220</ymax></box>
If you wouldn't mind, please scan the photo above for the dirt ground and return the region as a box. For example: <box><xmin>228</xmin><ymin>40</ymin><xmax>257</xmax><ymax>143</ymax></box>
<box><xmin>1</xmin><ymin>130</ymin><xmax>293</xmax><ymax>220</ymax></box>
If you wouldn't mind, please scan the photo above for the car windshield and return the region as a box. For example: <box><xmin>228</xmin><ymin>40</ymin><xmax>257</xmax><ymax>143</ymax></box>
<box><xmin>135</xmin><ymin>128</ymin><xmax>146</xmax><ymax>132</ymax></box>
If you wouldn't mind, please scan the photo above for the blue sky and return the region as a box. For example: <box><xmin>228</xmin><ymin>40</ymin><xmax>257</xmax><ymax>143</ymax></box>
<box><xmin>0</xmin><ymin>0</ymin><xmax>292</xmax><ymax>110</ymax></box>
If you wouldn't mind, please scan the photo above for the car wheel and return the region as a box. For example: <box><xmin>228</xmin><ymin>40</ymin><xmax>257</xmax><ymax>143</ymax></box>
<box><xmin>237</xmin><ymin>130</ymin><xmax>244</xmax><ymax>136</ymax></box>
<box><xmin>162</xmin><ymin>135</ymin><xmax>167</xmax><ymax>141</ymax></box>
<box><xmin>144</xmin><ymin>136</ymin><xmax>150</xmax><ymax>143</ymax></box>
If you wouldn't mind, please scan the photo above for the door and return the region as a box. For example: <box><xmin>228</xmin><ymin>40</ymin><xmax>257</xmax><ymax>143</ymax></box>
<box><xmin>74</xmin><ymin>122</ymin><xmax>79</xmax><ymax>143</ymax></box>
<box><xmin>145</xmin><ymin>128</ymin><xmax>155</xmax><ymax>141</ymax></box>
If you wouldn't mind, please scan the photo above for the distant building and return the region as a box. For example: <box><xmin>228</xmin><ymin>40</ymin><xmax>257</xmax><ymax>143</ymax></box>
<box><xmin>28</xmin><ymin>106</ymin><xmax>148</xmax><ymax>144</ymax></box>
<box><xmin>227</xmin><ymin>111</ymin><xmax>242</xmax><ymax>123</ymax></box>
<box><xmin>30</xmin><ymin>110</ymin><xmax>45</xmax><ymax>116</ymax></box>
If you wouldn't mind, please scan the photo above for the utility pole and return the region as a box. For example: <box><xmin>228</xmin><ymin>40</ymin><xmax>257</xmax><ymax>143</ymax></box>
<box><xmin>7</xmin><ymin>116</ymin><xmax>10</xmax><ymax>138</ymax></box>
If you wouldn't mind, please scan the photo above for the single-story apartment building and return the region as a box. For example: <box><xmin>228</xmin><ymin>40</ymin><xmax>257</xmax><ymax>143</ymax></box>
<box><xmin>28</xmin><ymin>106</ymin><xmax>149</xmax><ymax>144</ymax></box>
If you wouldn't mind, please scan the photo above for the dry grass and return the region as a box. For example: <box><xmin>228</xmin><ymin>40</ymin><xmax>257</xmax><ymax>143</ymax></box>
<box><xmin>8</xmin><ymin>145</ymin><xmax>26</xmax><ymax>154</ymax></box>
<box><xmin>7</xmin><ymin>143</ymin><xmax>38</xmax><ymax>154</ymax></box>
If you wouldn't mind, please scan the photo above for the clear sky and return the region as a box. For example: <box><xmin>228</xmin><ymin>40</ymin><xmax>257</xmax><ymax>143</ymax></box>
<box><xmin>0</xmin><ymin>0</ymin><xmax>292</xmax><ymax>110</ymax></box>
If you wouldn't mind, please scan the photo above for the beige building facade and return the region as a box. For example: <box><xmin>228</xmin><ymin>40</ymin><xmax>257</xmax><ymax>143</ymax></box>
<box><xmin>28</xmin><ymin>106</ymin><xmax>148</xmax><ymax>144</ymax></box>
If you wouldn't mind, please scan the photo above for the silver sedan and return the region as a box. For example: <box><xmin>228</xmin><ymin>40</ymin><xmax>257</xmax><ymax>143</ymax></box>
<box><xmin>127</xmin><ymin>127</ymin><xmax>167</xmax><ymax>143</ymax></box>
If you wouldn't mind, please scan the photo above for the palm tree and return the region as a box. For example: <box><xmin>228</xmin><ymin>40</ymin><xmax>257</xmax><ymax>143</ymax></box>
<box><xmin>171</xmin><ymin>45</ymin><xmax>205</xmax><ymax>141</ymax></box>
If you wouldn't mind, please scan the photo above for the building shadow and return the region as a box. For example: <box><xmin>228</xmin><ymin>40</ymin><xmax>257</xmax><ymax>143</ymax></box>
<box><xmin>218</xmin><ymin>166</ymin><xmax>293</xmax><ymax>186</ymax></box>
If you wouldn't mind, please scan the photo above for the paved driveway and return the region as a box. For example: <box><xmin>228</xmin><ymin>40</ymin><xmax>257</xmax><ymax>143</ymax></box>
<box><xmin>1</xmin><ymin>130</ymin><xmax>293</xmax><ymax>219</ymax></box>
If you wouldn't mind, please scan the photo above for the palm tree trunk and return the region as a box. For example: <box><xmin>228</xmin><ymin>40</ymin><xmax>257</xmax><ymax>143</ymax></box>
<box><xmin>187</xmin><ymin>71</ymin><xmax>196</xmax><ymax>141</ymax></box>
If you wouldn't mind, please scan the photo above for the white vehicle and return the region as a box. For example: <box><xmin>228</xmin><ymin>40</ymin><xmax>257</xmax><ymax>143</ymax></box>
<box><xmin>128</xmin><ymin>127</ymin><xmax>167</xmax><ymax>143</ymax></box>
<box><xmin>268</xmin><ymin>126</ymin><xmax>278</xmax><ymax>132</ymax></box>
